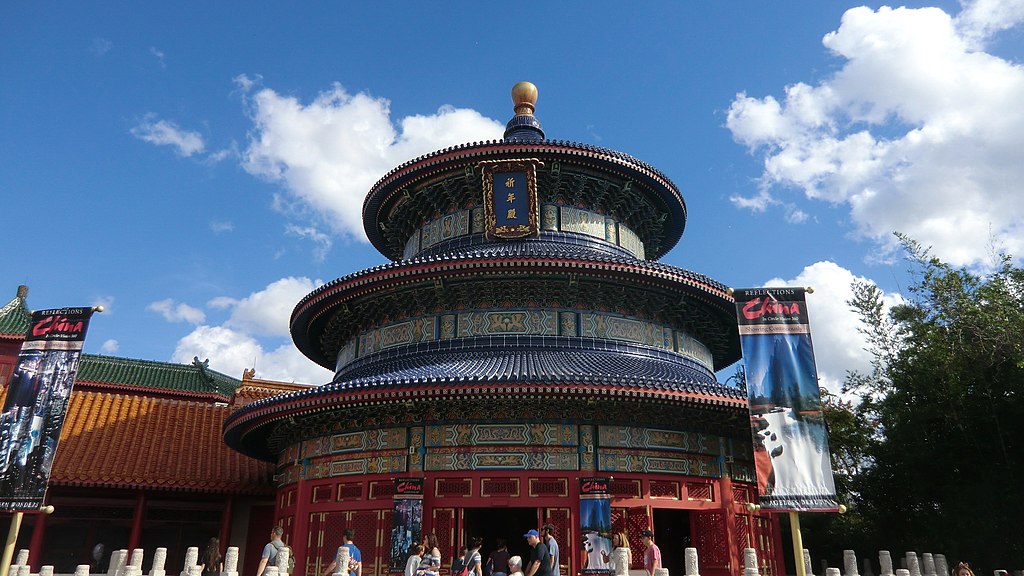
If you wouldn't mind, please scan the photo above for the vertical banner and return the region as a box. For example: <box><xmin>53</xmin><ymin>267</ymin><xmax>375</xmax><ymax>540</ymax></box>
<box><xmin>389</xmin><ymin>478</ymin><xmax>424</xmax><ymax>572</ymax></box>
<box><xmin>0</xmin><ymin>307</ymin><xmax>96</xmax><ymax>511</ymax></box>
<box><xmin>732</xmin><ymin>288</ymin><xmax>838</xmax><ymax>512</ymax></box>
<box><xmin>579</xmin><ymin>477</ymin><xmax>612</xmax><ymax>576</ymax></box>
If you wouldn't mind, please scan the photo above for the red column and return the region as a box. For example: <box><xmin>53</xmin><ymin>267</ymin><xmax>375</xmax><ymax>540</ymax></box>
<box><xmin>292</xmin><ymin>475</ymin><xmax>310</xmax><ymax>565</ymax></box>
<box><xmin>219</xmin><ymin>496</ymin><xmax>234</xmax><ymax>547</ymax></box>
<box><xmin>127</xmin><ymin>491</ymin><xmax>146</xmax><ymax>551</ymax></box>
<box><xmin>28</xmin><ymin>513</ymin><xmax>46</xmax><ymax>567</ymax></box>
<box><xmin>717</xmin><ymin>475</ymin><xmax>741</xmax><ymax>575</ymax></box>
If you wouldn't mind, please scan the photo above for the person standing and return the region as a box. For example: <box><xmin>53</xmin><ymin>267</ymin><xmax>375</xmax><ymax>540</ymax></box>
<box><xmin>541</xmin><ymin>525</ymin><xmax>559</xmax><ymax>576</ymax></box>
<box><xmin>463</xmin><ymin>537</ymin><xmax>484</xmax><ymax>576</ymax></box>
<box><xmin>522</xmin><ymin>530</ymin><xmax>550</xmax><ymax>576</ymax></box>
<box><xmin>640</xmin><ymin>530</ymin><xmax>660</xmax><ymax>576</ymax></box>
<box><xmin>418</xmin><ymin>533</ymin><xmax>441</xmax><ymax>576</ymax></box>
<box><xmin>507</xmin><ymin>556</ymin><xmax>524</xmax><ymax>576</ymax></box>
<box><xmin>405</xmin><ymin>545</ymin><xmax>425</xmax><ymax>576</ymax></box>
<box><xmin>257</xmin><ymin>526</ymin><xmax>285</xmax><ymax>576</ymax></box>
<box><xmin>200</xmin><ymin>537</ymin><xmax>224</xmax><ymax>576</ymax></box>
<box><xmin>487</xmin><ymin>539</ymin><xmax>510</xmax><ymax>576</ymax></box>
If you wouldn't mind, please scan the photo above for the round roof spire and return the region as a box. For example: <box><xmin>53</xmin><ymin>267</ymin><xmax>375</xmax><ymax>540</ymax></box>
<box><xmin>504</xmin><ymin>81</ymin><xmax>545</xmax><ymax>142</ymax></box>
<box><xmin>511</xmin><ymin>81</ymin><xmax>538</xmax><ymax>116</ymax></box>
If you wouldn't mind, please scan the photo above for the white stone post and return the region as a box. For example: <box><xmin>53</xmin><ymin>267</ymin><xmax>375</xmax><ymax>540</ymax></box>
<box><xmin>826</xmin><ymin>568</ymin><xmax>841</xmax><ymax>576</ymax></box>
<box><xmin>75</xmin><ymin>565</ymin><xmax>90</xmax><ymax>576</ymax></box>
<box><xmin>880</xmin><ymin>552</ymin><xmax>895</xmax><ymax>576</ymax></box>
<box><xmin>15</xmin><ymin>565</ymin><xmax>29</xmax><ymax>576</ymax></box>
<box><xmin>333</xmin><ymin>547</ymin><xmax>349</xmax><ymax>576</ymax></box>
<box><xmin>684</xmin><ymin>547</ymin><xmax>699</xmax><ymax>576</ymax></box>
<box><xmin>150</xmin><ymin>548</ymin><xmax>167</xmax><ymax>576</ymax></box>
<box><xmin>222</xmin><ymin>547</ymin><xmax>239</xmax><ymax>576</ymax></box>
<box><xmin>906</xmin><ymin>553</ymin><xmax>922</xmax><ymax>576</ymax></box>
<box><xmin>14</xmin><ymin>550</ymin><xmax>29</xmax><ymax>568</ymax></box>
<box><xmin>181</xmin><ymin>548</ymin><xmax>199</xmax><ymax>576</ymax></box>
<box><xmin>654</xmin><ymin>569</ymin><xmax>670</xmax><ymax>576</ymax></box>
<box><xmin>265</xmin><ymin>567</ymin><xmax>280</xmax><ymax>576</ymax></box>
<box><xmin>934</xmin><ymin>556</ymin><xmax>948</xmax><ymax>576</ymax></box>
<box><xmin>743</xmin><ymin>548</ymin><xmax>760</xmax><ymax>576</ymax></box>
<box><xmin>187</xmin><ymin>566</ymin><xmax>202</xmax><ymax>576</ymax></box>
<box><xmin>40</xmin><ymin>566</ymin><xmax>53</xmax><ymax>576</ymax></box>
<box><xmin>845</xmin><ymin>551</ymin><xmax>861</xmax><ymax>576</ymax></box>
<box><xmin>897</xmin><ymin>570</ymin><xmax>911</xmax><ymax>576</ymax></box>
<box><xmin>276</xmin><ymin>547</ymin><xmax>291</xmax><ymax>575</ymax></box>
<box><xmin>802</xmin><ymin>550</ymin><xmax>815</xmax><ymax>576</ymax></box>
<box><xmin>611</xmin><ymin>548</ymin><xmax>630</xmax><ymax>576</ymax></box>
<box><xmin>109</xmin><ymin>550</ymin><xmax>129</xmax><ymax>576</ymax></box>
<box><xmin>921</xmin><ymin>554</ymin><xmax>936</xmax><ymax>576</ymax></box>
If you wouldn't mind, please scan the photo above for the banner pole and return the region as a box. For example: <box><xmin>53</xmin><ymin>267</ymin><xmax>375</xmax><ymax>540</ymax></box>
<box><xmin>789</xmin><ymin>511</ymin><xmax>805</xmax><ymax>576</ymax></box>
<box><xmin>0</xmin><ymin>512</ymin><xmax>24</xmax><ymax>576</ymax></box>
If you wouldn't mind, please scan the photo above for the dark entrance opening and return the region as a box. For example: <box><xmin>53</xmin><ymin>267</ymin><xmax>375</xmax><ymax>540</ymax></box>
<box><xmin>462</xmin><ymin>507</ymin><xmax>537</xmax><ymax>573</ymax></box>
<box><xmin>653</xmin><ymin>509</ymin><xmax>691</xmax><ymax>576</ymax></box>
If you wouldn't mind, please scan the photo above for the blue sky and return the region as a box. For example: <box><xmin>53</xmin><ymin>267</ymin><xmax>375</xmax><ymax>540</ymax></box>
<box><xmin>3</xmin><ymin>1</ymin><xmax>1023</xmax><ymax>389</ymax></box>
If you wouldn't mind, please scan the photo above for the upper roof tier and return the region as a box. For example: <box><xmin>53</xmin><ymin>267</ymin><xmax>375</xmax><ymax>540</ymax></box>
<box><xmin>362</xmin><ymin>83</ymin><xmax>688</xmax><ymax>262</ymax></box>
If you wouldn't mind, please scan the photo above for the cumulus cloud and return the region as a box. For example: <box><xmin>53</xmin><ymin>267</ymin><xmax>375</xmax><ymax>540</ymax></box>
<box><xmin>727</xmin><ymin>2</ymin><xmax>1024</xmax><ymax>267</ymax></box>
<box><xmin>147</xmin><ymin>299</ymin><xmax>206</xmax><ymax>325</ymax></box>
<box><xmin>168</xmin><ymin>277</ymin><xmax>332</xmax><ymax>383</ymax></box>
<box><xmin>100</xmin><ymin>339</ymin><xmax>119</xmax><ymax>354</ymax></box>
<box><xmin>762</xmin><ymin>261</ymin><xmax>903</xmax><ymax>395</ymax></box>
<box><xmin>238</xmin><ymin>76</ymin><xmax>505</xmax><ymax>241</ymax></box>
<box><xmin>285</xmin><ymin>224</ymin><xmax>332</xmax><ymax>262</ymax></box>
<box><xmin>131</xmin><ymin>116</ymin><xmax>206</xmax><ymax>157</ymax></box>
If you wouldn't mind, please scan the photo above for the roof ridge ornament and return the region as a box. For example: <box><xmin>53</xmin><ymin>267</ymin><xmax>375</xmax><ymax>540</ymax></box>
<box><xmin>503</xmin><ymin>81</ymin><xmax>545</xmax><ymax>142</ymax></box>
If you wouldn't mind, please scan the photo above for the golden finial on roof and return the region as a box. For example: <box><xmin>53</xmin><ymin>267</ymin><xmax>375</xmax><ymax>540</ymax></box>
<box><xmin>512</xmin><ymin>81</ymin><xmax>538</xmax><ymax>116</ymax></box>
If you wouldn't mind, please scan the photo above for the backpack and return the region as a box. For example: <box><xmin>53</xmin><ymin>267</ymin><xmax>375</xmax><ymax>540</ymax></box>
<box><xmin>271</xmin><ymin>540</ymin><xmax>296</xmax><ymax>573</ymax></box>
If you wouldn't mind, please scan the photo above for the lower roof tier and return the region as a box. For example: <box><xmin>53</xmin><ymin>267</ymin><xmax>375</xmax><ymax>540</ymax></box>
<box><xmin>223</xmin><ymin>345</ymin><xmax>747</xmax><ymax>461</ymax></box>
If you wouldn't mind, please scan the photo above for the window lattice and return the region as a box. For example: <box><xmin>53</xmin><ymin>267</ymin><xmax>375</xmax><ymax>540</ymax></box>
<box><xmin>436</xmin><ymin>478</ymin><xmax>472</xmax><ymax>497</ymax></box>
<box><xmin>337</xmin><ymin>483</ymin><xmax>363</xmax><ymax>500</ymax></box>
<box><xmin>649</xmin><ymin>480</ymin><xmax>680</xmax><ymax>499</ymax></box>
<box><xmin>686</xmin><ymin>482</ymin><xmax>713</xmax><ymax>501</ymax></box>
<box><xmin>482</xmin><ymin>478</ymin><xmax>519</xmax><ymax>497</ymax></box>
<box><xmin>529</xmin><ymin>478</ymin><xmax>567</xmax><ymax>497</ymax></box>
<box><xmin>610</xmin><ymin>479</ymin><xmax>642</xmax><ymax>498</ymax></box>
<box><xmin>371</xmin><ymin>481</ymin><xmax>397</xmax><ymax>499</ymax></box>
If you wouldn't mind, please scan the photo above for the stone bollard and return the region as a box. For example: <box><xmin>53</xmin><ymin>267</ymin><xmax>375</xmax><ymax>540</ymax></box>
<box><xmin>123</xmin><ymin>549</ymin><xmax>145</xmax><ymax>576</ymax></box>
<box><xmin>40</xmin><ymin>566</ymin><xmax>54</xmax><ymax>576</ymax></box>
<box><xmin>110</xmin><ymin>550</ymin><xmax>129</xmax><ymax>576</ymax></box>
<box><xmin>15</xmin><ymin>565</ymin><xmax>29</xmax><ymax>576</ymax></box>
<box><xmin>864</xmin><ymin>558</ymin><xmax>875</xmax><ymax>576</ymax></box>
<box><xmin>265</xmin><ymin>567</ymin><xmax>280</xmax><ymax>576</ymax></box>
<box><xmin>684</xmin><ymin>547</ymin><xmax>699</xmax><ymax>576</ymax></box>
<box><xmin>75</xmin><ymin>565</ymin><xmax>90</xmax><ymax>576</ymax></box>
<box><xmin>150</xmin><ymin>548</ymin><xmax>167</xmax><ymax>576</ymax></box>
<box><xmin>654</xmin><ymin>569</ymin><xmax>670</xmax><ymax>576</ymax></box>
<box><xmin>611</xmin><ymin>548</ymin><xmax>630</xmax><ymax>576</ymax></box>
<box><xmin>15</xmin><ymin>550</ymin><xmax>29</xmax><ymax>567</ymax></box>
<box><xmin>826</xmin><ymin>568</ymin><xmax>841</xmax><ymax>576</ymax></box>
<box><xmin>880</xmin><ymin>552</ymin><xmax>895</xmax><ymax>576</ymax></box>
<box><xmin>897</xmin><ymin>570</ymin><xmax>910</xmax><ymax>576</ymax></box>
<box><xmin>743</xmin><ymin>548</ymin><xmax>760</xmax><ymax>576</ymax></box>
<box><xmin>801</xmin><ymin>549</ymin><xmax>815</xmax><ymax>576</ymax></box>
<box><xmin>223</xmin><ymin>547</ymin><xmax>240</xmax><ymax>576</ymax></box>
<box><xmin>922</xmin><ymin>554</ymin><xmax>936</xmax><ymax>576</ymax></box>
<box><xmin>934</xmin><ymin>556</ymin><xmax>948</xmax><ymax>576</ymax></box>
<box><xmin>276</xmin><ymin>547</ymin><xmax>291</xmax><ymax>575</ymax></box>
<box><xmin>182</xmin><ymin>548</ymin><xmax>199</xmax><ymax>576</ymax></box>
<box><xmin>334</xmin><ymin>546</ymin><xmax>350</xmax><ymax>576</ymax></box>
<box><xmin>906</xmin><ymin>553</ymin><xmax>922</xmax><ymax>576</ymax></box>
<box><xmin>845</xmin><ymin>551</ymin><xmax>861</xmax><ymax>576</ymax></box>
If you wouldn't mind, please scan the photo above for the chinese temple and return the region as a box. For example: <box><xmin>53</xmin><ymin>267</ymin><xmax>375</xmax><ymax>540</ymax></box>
<box><xmin>224</xmin><ymin>84</ymin><xmax>783</xmax><ymax>576</ymax></box>
<box><xmin>0</xmin><ymin>286</ymin><xmax>292</xmax><ymax>576</ymax></box>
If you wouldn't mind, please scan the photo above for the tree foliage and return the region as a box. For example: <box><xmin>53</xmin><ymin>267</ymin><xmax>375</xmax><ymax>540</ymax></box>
<box><xmin>823</xmin><ymin>237</ymin><xmax>1024</xmax><ymax>572</ymax></box>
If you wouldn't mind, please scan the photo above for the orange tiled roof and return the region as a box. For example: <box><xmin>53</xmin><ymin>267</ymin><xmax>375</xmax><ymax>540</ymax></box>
<box><xmin>1</xmin><ymin>387</ymin><xmax>274</xmax><ymax>494</ymax></box>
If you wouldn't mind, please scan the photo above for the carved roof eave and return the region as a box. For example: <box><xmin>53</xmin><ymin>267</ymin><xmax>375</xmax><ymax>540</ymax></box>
<box><xmin>291</xmin><ymin>254</ymin><xmax>738</xmax><ymax>368</ymax></box>
<box><xmin>362</xmin><ymin>140</ymin><xmax>687</xmax><ymax>260</ymax></box>
<box><xmin>222</xmin><ymin>380</ymin><xmax>749</xmax><ymax>461</ymax></box>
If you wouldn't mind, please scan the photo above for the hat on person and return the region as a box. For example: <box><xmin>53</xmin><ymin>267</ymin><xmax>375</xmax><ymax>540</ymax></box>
<box><xmin>523</xmin><ymin>529</ymin><xmax>540</xmax><ymax>538</ymax></box>
<box><xmin>640</xmin><ymin>529</ymin><xmax>654</xmax><ymax>538</ymax></box>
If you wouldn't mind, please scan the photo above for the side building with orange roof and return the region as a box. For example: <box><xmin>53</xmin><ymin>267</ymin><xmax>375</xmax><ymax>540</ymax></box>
<box><xmin>0</xmin><ymin>286</ymin><xmax>301</xmax><ymax>575</ymax></box>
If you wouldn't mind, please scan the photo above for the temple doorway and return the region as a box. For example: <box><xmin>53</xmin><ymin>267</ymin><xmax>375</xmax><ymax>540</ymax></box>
<box><xmin>652</xmin><ymin>509</ymin><xmax>691</xmax><ymax>576</ymax></box>
<box><xmin>462</xmin><ymin>507</ymin><xmax>538</xmax><ymax>571</ymax></box>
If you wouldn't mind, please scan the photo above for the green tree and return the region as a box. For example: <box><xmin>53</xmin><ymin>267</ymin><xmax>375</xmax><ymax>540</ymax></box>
<box><xmin>843</xmin><ymin>237</ymin><xmax>1024</xmax><ymax>572</ymax></box>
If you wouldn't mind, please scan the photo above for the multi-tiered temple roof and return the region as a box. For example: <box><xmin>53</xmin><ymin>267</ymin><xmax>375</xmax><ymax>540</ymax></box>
<box><xmin>224</xmin><ymin>83</ymin><xmax>746</xmax><ymax>461</ymax></box>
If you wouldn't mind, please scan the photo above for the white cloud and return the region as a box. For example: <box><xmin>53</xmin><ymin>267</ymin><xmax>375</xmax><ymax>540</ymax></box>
<box><xmin>90</xmin><ymin>38</ymin><xmax>112</xmax><ymax>57</ymax></box>
<box><xmin>238</xmin><ymin>78</ymin><xmax>505</xmax><ymax>241</ymax></box>
<box><xmin>209</xmin><ymin>220</ymin><xmax>234</xmax><ymax>233</ymax></box>
<box><xmin>763</xmin><ymin>261</ymin><xmax>902</xmax><ymax>395</ymax></box>
<box><xmin>727</xmin><ymin>4</ymin><xmax>1024</xmax><ymax>267</ymax></box>
<box><xmin>147</xmin><ymin>299</ymin><xmax>206</xmax><ymax>325</ymax></box>
<box><xmin>285</xmin><ymin>224</ymin><xmax>332</xmax><ymax>262</ymax></box>
<box><xmin>149</xmin><ymin>46</ymin><xmax>166</xmax><ymax>68</ymax></box>
<box><xmin>131</xmin><ymin>116</ymin><xmax>206</xmax><ymax>157</ymax></box>
<box><xmin>169</xmin><ymin>276</ymin><xmax>332</xmax><ymax>384</ymax></box>
<box><xmin>100</xmin><ymin>339</ymin><xmax>119</xmax><ymax>354</ymax></box>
